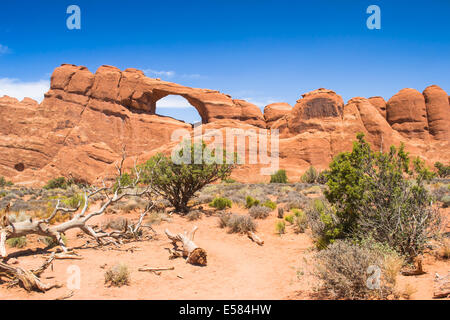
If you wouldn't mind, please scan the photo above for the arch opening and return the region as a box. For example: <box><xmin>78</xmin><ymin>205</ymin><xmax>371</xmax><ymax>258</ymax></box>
<box><xmin>154</xmin><ymin>94</ymin><xmax>204</xmax><ymax>125</ymax></box>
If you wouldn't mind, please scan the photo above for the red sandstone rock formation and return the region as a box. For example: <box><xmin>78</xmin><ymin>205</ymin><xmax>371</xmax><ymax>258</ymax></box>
<box><xmin>0</xmin><ymin>64</ymin><xmax>448</xmax><ymax>185</ymax></box>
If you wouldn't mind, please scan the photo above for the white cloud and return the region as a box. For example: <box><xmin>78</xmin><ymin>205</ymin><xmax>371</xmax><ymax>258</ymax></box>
<box><xmin>143</xmin><ymin>69</ymin><xmax>205</xmax><ymax>80</ymax></box>
<box><xmin>0</xmin><ymin>78</ymin><xmax>50</xmax><ymax>102</ymax></box>
<box><xmin>156</xmin><ymin>95</ymin><xmax>193</xmax><ymax>109</ymax></box>
<box><xmin>0</xmin><ymin>44</ymin><xmax>10</xmax><ymax>54</ymax></box>
<box><xmin>143</xmin><ymin>69</ymin><xmax>176</xmax><ymax>78</ymax></box>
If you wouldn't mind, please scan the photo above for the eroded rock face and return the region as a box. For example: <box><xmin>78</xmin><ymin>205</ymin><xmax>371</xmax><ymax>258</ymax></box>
<box><xmin>386</xmin><ymin>88</ymin><xmax>429</xmax><ymax>139</ymax></box>
<box><xmin>264</xmin><ymin>103</ymin><xmax>292</xmax><ymax>128</ymax></box>
<box><xmin>368</xmin><ymin>96</ymin><xmax>387</xmax><ymax>118</ymax></box>
<box><xmin>0</xmin><ymin>64</ymin><xmax>448</xmax><ymax>185</ymax></box>
<box><xmin>423</xmin><ymin>85</ymin><xmax>450</xmax><ymax>141</ymax></box>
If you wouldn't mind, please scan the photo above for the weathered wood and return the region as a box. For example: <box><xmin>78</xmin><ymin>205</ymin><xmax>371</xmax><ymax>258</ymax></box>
<box><xmin>401</xmin><ymin>257</ymin><xmax>425</xmax><ymax>276</ymax></box>
<box><xmin>247</xmin><ymin>231</ymin><xmax>264</xmax><ymax>246</ymax></box>
<box><xmin>138</xmin><ymin>266</ymin><xmax>174</xmax><ymax>272</ymax></box>
<box><xmin>165</xmin><ymin>226</ymin><xmax>207</xmax><ymax>266</ymax></box>
<box><xmin>0</xmin><ymin>253</ymin><xmax>58</xmax><ymax>292</ymax></box>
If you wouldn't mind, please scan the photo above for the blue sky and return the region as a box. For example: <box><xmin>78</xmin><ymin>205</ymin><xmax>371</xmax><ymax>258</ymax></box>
<box><xmin>0</xmin><ymin>0</ymin><xmax>449</xmax><ymax>123</ymax></box>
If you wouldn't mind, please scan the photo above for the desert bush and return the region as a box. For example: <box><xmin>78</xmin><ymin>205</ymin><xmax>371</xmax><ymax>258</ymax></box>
<box><xmin>222</xmin><ymin>178</ymin><xmax>236</xmax><ymax>184</ymax></box>
<box><xmin>262</xmin><ymin>200</ymin><xmax>277</xmax><ymax>210</ymax></box>
<box><xmin>438</xmin><ymin>238</ymin><xmax>450</xmax><ymax>259</ymax></box>
<box><xmin>306</xmin><ymin>199</ymin><xmax>341</xmax><ymax>249</ymax></box>
<box><xmin>317</xmin><ymin>170</ymin><xmax>329</xmax><ymax>184</ymax></box>
<box><xmin>277</xmin><ymin>207</ymin><xmax>284</xmax><ymax>218</ymax></box>
<box><xmin>41</xmin><ymin>234</ymin><xmax>68</xmax><ymax>247</ymax></box>
<box><xmin>186</xmin><ymin>210</ymin><xmax>202</xmax><ymax>221</ymax></box>
<box><xmin>6</xmin><ymin>237</ymin><xmax>27</xmax><ymax>248</ymax></box>
<box><xmin>315</xmin><ymin>240</ymin><xmax>400</xmax><ymax>299</ymax></box>
<box><xmin>245</xmin><ymin>195</ymin><xmax>260</xmax><ymax>208</ymax></box>
<box><xmin>62</xmin><ymin>193</ymin><xmax>84</xmax><ymax>209</ymax></box>
<box><xmin>301</xmin><ymin>166</ymin><xmax>319</xmax><ymax>183</ymax></box>
<box><xmin>278</xmin><ymin>191</ymin><xmax>309</xmax><ymax>210</ymax></box>
<box><xmin>284</xmin><ymin>214</ymin><xmax>294</xmax><ymax>224</ymax></box>
<box><xmin>248</xmin><ymin>205</ymin><xmax>271</xmax><ymax>219</ymax></box>
<box><xmin>293</xmin><ymin>209</ymin><xmax>307</xmax><ymax>233</ymax></box>
<box><xmin>434</xmin><ymin>162</ymin><xmax>450</xmax><ymax>178</ymax></box>
<box><xmin>323</xmin><ymin>134</ymin><xmax>440</xmax><ymax>259</ymax></box>
<box><xmin>103</xmin><ymin>217</ymin><xmax>130</xmax><ymax>231</ymax></box>
<box><xmin>0</xmin><ymin>176</ymin><xmax>13</xmax><ymax>187</ymax></box>
<box><xmin>139</xmin><ymin>141</ymin><xmax>234</xmax><ymax>214</ymax></box>
<box><xmin>218</xmin><ymin>213</ymin><xmax>256</xmax><ymax>233</ymax></box>
<box><xmin>44</xmin><ymin>177</ymin><xmax>70</xmax><ymax>190</ymax></box>
<box><xmin>275</xmin><ymin>220</ymin><xmax>286</xmax><ymax>235</ymax></box>
<box><xmin>209</xmin><ymin>197</ymin><xmax>232</xmax><ymax>210</ymax></box>
<box><xmin>104</xmin><ymin>263</ymin><xmax>130</xmax><ymax>287</ymax></box>
<box><xmin>270</xmin><ymin>169</ymin><xmax>288</xmax><ymax>183</ymax></box>
<box><xmin>441</xmin><ymin>195</ymin><xmax>450</xmax><ymax>208</ymax></box>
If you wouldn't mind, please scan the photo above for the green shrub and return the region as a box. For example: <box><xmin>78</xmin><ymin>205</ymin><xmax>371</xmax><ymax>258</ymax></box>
<box><xmin>270</xmin><ymin>169</ymin><xmax>288</xmax><ymax>183</ymax></box>
<box><xmin>292</xmin><ymin>209</ymin><xmax>307</xmax><ymax>233</ymax></box>
<box><xmin>275</xmin><ymin>220</ymin><xmax>286</xmax><ymax>235</ymax></box>
<box><xmin>249</xmin><ymin>205</ymin><xmax>271</xmax><ymax>219</ymax></box>
<box><xmin>300</xmin><ymin>166</ymin><xmax>319</xmax><ymax>183</ymax></box>
<box><xmin>139</xmin><ymin>141</ymin><xmax>234</xmax><ymax>214</ymax></box>
<box><xmin>284</xmin><ymin>214</ymin><xmax>294</xmax><ymax>224</ymax></box>
<box><xmin>209</xmin><ymin>197</ymin><xmax>232</xmax><ymax>210</ymax></box>
<box><xmin>262</xmin><ymin>200</ymin><xmax>277</xmax><ymax>210</ymax></box>
<box><xmin>222</xmin><ymin>178</ymin><xmax>236</xmax><ymax>184</ymax></box>
<box><xmin>245</xmin><ymin>196</ymin><xmax>260</xmax><ymax>209</ymax></box>
<box><xmin>62</xmin><ymin>193</ymin><xmax>84</xmax><ymax>209</ymax></box>
<box><xmin>104</xmin><ymin>263</ymin><xmax>130</xmax><ymax>287</ymax></box>
<box><xmin>317</xmin><ymin>170</ymin><xmax>329</xmax><ymax>184</ymax></box>
<box><xmin>44</xmin><ymin>177</ymin><xmax>69</xmax><ymax>190</ymax></box>
<box><xmin>323</xmin><ymin>133</ymin><xmax>440</xmax><ymax>259</ymax></box>
<box><xmin>0</xmin><ymin>176</ymin><xmax>13</xmax><ymax>187</ymax></box>
<box><xmin>434</xmin><ymin>162</ymin><xmax>450</xmax><ymax>178</ymax></box>
<box><xmin>6</xmin><ymin>237</ymin><xmax>27</xmax><ymax>248</ymax></box>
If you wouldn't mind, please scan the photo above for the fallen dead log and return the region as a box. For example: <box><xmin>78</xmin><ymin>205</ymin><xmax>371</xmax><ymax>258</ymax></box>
<box><xmin>0</xmin><ymin>253</ymin><xmax>59</xmax><ymax>292</ymax></box>
<box><xmin>165</xmin><ymin>226</ymin><xmax>207</xmax><ymax>266</ymax></box>
<box><xmin>247</xmin><ymin>231</ymin><xmax>264</xmax><ymax>246</ymax></box>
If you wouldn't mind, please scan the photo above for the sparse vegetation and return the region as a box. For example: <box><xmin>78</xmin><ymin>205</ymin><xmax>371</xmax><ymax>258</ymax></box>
<box><xmin>315</xmin><ymin>240</ymin><xmax>400</xmax><ymax>299</ymax></box>
<box><xmin>43</xmin><ymin>177</ymin><xmax>70</xmax><ymax>190</ymax></box>
<box><xmin>186</xmin><ymin>210</ymin><xmax>202</xmax><ymax>221</ymax></box>
<box><xmin>104</xmin><ymin>263</ymin><xmax>130</xmax><ymax>287</ymax></box>
<box><xmin>275</xmin><ymin>220</ymin><xmax>286</xmax><ymax>235</ymax></box>
<box><xmin>248</xmin><ymin>205</ymin><xmax>271</xmax><ymax>219</ymax></box>
<box><xmin>0</xmin><ymin>176</ymin><xmax>13</xmax><ymax>187</ymax></box>
<box><xmin>270</xmin><ymin>169</ymin><xmax>288</xmax><ymax>183</ymax></box>
<box><xmin>434</xmin><ymin>162</ymin><xmax>450</xmax><ymax>178</ymax></box>
<box><xmin>245</xmin><ymin>195</ymin><xmax>260</xmax><ymax>209</ymax></box>
<box><xmin>209</xmin><ymin>197</ymin><xmax>232</xmax><ymax>210</ymax></box>
<box><xmin>6</xmin><ymin>237</ymin><xmax>27</xmax><ymax>248</ymax></box>
<box><xmin>262</xmin><ymin>200</ymin><xmax>277</xmax><ymax>210</ymax></box>
<box><xmin>300</xmin><ymin>166</ymin><xmax>319</xmax><ymax>183</ymax></box>
<box><xmin>219</xmin><ymin>213</ymin><xmax>256</xmax><ymax>233</ymax></box>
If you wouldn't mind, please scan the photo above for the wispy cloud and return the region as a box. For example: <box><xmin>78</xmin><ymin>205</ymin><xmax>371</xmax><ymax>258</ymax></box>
<box><xmin>0</xmin><ymin>78</ymin><xmax>50</xmax><ymax>102</ymax></box>
<box><xmin>143</xmin><ymin>69</ymin><xmax>205</xmax><ymax>80</ymax></box>
<box><xmin>240</xmin><ymin>97</ymin><xmax>278</xmax><ymax>108</ymax></box>
<box><xmin>143</xmin><ymin>69</ymin><xmax>176</xmax><ymax>78</ymax></box>
<box><xmin>0</xmin><ymin>44</ymin><xmax>11</xmax><ymax>55</ymax></box>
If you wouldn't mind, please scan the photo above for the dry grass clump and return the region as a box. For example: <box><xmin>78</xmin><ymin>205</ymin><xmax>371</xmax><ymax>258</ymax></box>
<box><xmin>102</xmin><ymin>217</ymin><xmax>130</xmax><ymax>231</ymax></box>
<box><xmin>219</xmin><ymin>213</ymin><xmax>256</xmax><ymax>234</ymax></box>
<box><xmin>438</xmin><ymin>237</ymin><xmax>450</xmax><ymax>259</ymax></box>
<box><xmin>315</xmin><ymin>240</ymin><xmax>402</xmax><ymax>300</ymax></box>
<box><xmin>6</xmin><ymin>236</ymin><xmax>27</xmax><ymax>248</ymax></box>
<box><xmin>248</xmin><ymin>205</ymin><xmax>271</xmax><ymax>219</ymax></box>
<box><xmin>275</xmin><ymin>220</ymin><xmax>286</xmax><ymax>235</ymax></box>
<box><xmin>186</xmin><ymin>210</ymin><xmax>203</xmax><ymax>221</ymax></box>
<box><xmin>104</xmin><ymin>263</ymin><xmax>130</xmax><ymax>287</ymax></box>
